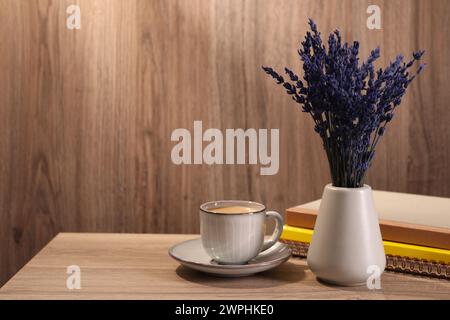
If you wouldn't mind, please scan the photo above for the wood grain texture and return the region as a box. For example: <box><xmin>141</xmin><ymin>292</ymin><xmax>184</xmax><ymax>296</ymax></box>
<box><xmin>0</xmin><ymin>233</ymin><xmax>449</xmax><ymax>299</ymax></box>
<box><xmin>0</xmin><ymin>0</ymin><xmax>449</xmax><ymax>286</ymax></box>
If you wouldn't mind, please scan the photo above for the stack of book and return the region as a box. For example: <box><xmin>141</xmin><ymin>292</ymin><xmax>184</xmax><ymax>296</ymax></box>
<box><xmin>281</xmin><ymin>190</ymin><xmax>450</xmax><ymax>279</ymax></box>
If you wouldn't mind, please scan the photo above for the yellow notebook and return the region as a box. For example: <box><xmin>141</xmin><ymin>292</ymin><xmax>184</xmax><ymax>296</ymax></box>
<box><xmin>281</xmin><ymin>225</ymin><xmax>450</xmax><ymax>264</ymax></box>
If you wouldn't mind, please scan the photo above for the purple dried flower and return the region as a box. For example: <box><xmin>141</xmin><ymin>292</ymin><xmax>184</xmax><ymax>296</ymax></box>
<box><xmin>285</xmin><ymin>67</ymin><xmax>299</xmax><ymax>81</ymax></box>
<box><xmin>262</xmin><ymin>19</ymin><xmax>425</xmax><ymax>187</ymax></box>
<box><xmin>413</xmin><ymin>50</ymin><xmax>425</xmax><ymax>60</ymax></box>
<box><xmin>262</xmin><ymin>66</ymin><xmax>284</xmax><ymax>84</ymax></box>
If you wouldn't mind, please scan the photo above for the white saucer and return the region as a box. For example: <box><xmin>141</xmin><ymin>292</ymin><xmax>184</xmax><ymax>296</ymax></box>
<box><xmin>168</xmin><ymin>238</ymin><xmax>291</xmax><ymax>277</ymax></box>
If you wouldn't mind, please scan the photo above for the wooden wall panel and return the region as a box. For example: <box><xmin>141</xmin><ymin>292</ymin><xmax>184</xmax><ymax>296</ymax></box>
<box><xmin>0</xmin><ymin>0</ymin><xmax>449</xmax><ymax>286</ymax></box>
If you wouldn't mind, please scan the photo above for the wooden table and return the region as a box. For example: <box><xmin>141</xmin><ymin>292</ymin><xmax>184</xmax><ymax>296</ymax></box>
<box><xmin>0</xmin><ymin>233</ymin><xmax>449</xmax><ymax>300</ymax></box>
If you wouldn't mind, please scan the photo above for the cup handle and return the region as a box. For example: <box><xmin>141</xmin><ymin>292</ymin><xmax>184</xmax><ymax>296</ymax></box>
<box><xmin>261</xmin><ymin>211</ymin><xmax>284</xmax><ymax>251</ymax></box>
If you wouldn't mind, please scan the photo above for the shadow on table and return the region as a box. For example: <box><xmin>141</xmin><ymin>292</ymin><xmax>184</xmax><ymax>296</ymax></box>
<box><xmin>175</xmin><ymin>261</ymin><xmax>306</xmax><ymax>289</ymax></box>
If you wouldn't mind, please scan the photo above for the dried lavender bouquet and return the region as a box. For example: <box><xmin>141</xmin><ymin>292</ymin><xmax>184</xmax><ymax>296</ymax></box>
<box><xmin>263</xmin><ymin>19</ymin><xmax>424</xmax><ymax>188</ymax></box>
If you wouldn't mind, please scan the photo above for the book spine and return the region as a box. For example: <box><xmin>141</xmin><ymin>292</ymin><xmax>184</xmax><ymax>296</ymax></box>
<box><xmin>281</xmin><ymin>239</ymin><xmax>450</xmax><ymax>280</ymax></box>
<box><xmin>286</xmin><ymin>209</ymin><xmax>450</xmax><ymax>250</ymax></box>
<box><xmin>281</xmin><ymin>225</ymin><xmax>450</xmax><ymax>263</ymax></box>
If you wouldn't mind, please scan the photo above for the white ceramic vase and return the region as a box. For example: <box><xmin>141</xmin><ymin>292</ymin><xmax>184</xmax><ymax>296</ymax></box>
<box><xmin>307</xmin><ymin>184</ymin><xmax>386</xmax><ymax>286</ymax></box>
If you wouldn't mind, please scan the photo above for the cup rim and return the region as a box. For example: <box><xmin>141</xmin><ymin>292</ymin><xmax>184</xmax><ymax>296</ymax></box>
<box><xmin>200</xmin><ymin>200</ymin><xmax>266</xmax><ymax>215</ymax></box>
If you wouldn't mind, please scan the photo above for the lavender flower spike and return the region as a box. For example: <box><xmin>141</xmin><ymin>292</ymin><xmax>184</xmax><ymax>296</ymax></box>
<box><xmin>262</xmin><ymin>19</ymin><xmax>425</xmax><ymax>187</ymax></box>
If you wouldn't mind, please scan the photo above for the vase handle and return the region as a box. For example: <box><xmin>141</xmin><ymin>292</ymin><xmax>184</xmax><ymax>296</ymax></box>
<box><xmin>262</xmin><ymin>211</ymin><xmax>284</xmax><ymax>251</ymax></box>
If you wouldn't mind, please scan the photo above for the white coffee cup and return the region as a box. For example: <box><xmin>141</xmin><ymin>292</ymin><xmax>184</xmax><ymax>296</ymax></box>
<box><xmin>200</xmin><ymin>200</ymin><xmax>284</xmax><ymax>265</ymax></box>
